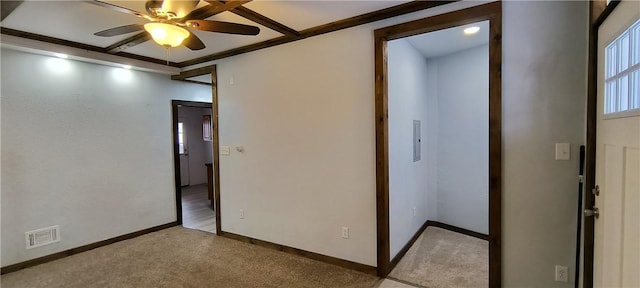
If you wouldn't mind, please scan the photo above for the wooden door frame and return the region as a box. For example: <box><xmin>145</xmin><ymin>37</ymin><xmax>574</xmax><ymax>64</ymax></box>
<box><xmin>584</xmin><ymin>1</ymin><xmax>621</xmax><ymax>287</ymax></box>
<box><xmin>171</xmin><ymin>67</ymin><xmax>222</xmax><ymax>235</ymax></box>
<box><xmin>374</xmin><ymin>2</ymin><xmax>502</xmax><ymax>285</ymax></box>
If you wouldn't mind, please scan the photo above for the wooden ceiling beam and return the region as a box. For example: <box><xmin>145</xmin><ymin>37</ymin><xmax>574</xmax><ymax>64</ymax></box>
<box><xmin>230</xmin><ymin>6</ymin><xmax>299</xmax><ymax>37</ymax></box>
<box><xmin>0</xmin><ymin>27</ymin><xmax>180</xmax><ymax>66</ymax></box>
<box><xmin>1</xmin><ymin>1</ymin><xmax>24</xmax><ymax>22</ymax></box>
<box><xmin>185</xmin><ymin>0</ymin><xmax>250</xmax><ymax>20</ymax></box>
<box><xmin>175</xmin><ymin>0</ymin><xmax>456</xmax><ymax>70</ymax></box>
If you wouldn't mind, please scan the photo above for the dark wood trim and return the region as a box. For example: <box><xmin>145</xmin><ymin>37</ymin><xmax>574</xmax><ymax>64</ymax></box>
<box><xmin>1</xmin><ymin>1</ymin><xmax>24</xmax><ymax>22</ymax></box>
<box><xmin>0</xmin><ymin>27</ymin><xmax>179</xmax><ymax>66</ymax></box>
<box><xmin>172</xmin><ymin>101</ymin><xmax>183</xmax><ymax>224</ymax></box>
<box><xmin>183</xmin><ymin>0</ymin><xmax>251</xmax><ymax>21</ymax></box>
<box><xmin>171</xmin><ymin>100</ymin><xmax>215</xmax><ymax>227</ymax></box>
<box><xmin>426</xmin><ymin>221</ymin><xmax>489</xmax><ymax>241</ymax></box>
<box><xmin>374</xmin><ymin>30</ymin><xmax>390</xmax><ymax>277</ymax></box>
<box><xmin>374</xmin><ymin>3</ymin><xmax>501</xmax><ymax>287</ymax></box>
<box><xmin>172</xmin><ymin>65</ymin><xmax>221</xmax><ymax>80</ymax></box>
<box><xmin>593</xmin><ymin>0</ymin><xmax>621</xmax><ymax>28</ymax></box>
<box><xmin>389</xmin><ymin>220</ymin><xmax>429</xmax><ymax>270</ymax></box>
<box><xmin>173</xmin><ymin>35</ymin><xmax>292</xmax><ymax>75</ymax></box>
<box><xmin>487</xmin><ymin>5</ymin><xmax>503</xmax><ymax>287</ymax></box>
<box><xmin>583</xmin><ymin>1</ymin><xmax>621</xmax><ymax>287</ymax></box>
<box><xmin>174</xmin><ymin>1</ymin><xmax>456</xmax><ymax>70</ymax></box>
<box><xmin>211</xmin><ymin>67</ymin><xmax>222</xmax><ymax>235</ymax></box>
<box><xmin>0</xmin><ymin>222</ymin><xmax>178</xmax><ymax>275</ymax></box>
<box><xmin>583</xmin><ymin>16</ymin><xmax>597</xmax><ymax>288</ymax></box>
<box><xmin>221</xmin><ymin>231</ymin><xmax>377</xmax><ymax>276</ymax></box>
<box><xmin>174</xmin><ymin>79</ymin><xmax>212</xmax><ymax>86</ymax></box>
<box><xmin>230</xmin><ymin>6</ymin><xmax>300</xmax><ymax>37</ymax></box>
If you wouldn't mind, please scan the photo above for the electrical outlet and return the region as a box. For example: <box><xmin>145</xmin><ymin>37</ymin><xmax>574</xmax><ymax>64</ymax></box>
<box><xmin>341</xmin><ymin>227</ymin><xmax>349</xmax><ymax>239</ymax></box>
<box><xmin>413</xmin><ymin>207</ymin><xmax>417</xmax><ymax>217</ymax></box>
<box><xmin>239</xmin><ymin>209</ymin><xmax>245</xmax><ymax>219</ymax></box>
<box><xmin>555</xmin><ymin>265</ymin><xmax>568</xmax><ymax>282</ymax></box>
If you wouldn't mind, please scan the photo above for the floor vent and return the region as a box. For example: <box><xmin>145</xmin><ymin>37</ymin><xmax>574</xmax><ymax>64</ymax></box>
<box><xmin>25</xmin><ymin>225</ymin><xmax>60</xmax><ymax>249</ymax></box>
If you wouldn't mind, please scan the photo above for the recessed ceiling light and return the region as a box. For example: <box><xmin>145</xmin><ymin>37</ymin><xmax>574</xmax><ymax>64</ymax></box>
<box><xmin>463</xmin><ymin>26</ymin><xmax>480</xmax><ymax>35</ymax></box>
<box><xmin>54</xmin><ymin>53</ymin><xmax>68</xmax><ymax>59</ymax></box>
<box><xmin>122</xmin><ymin>65</ymin><xmax>132</xmax><ymax>69</ymax></box>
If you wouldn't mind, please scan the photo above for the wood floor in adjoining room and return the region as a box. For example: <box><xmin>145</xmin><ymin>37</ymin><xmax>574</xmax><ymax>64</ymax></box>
<box><xmin>388</xmin><ymin>226</ymin><xmax>488</xmax><ymax>288</ymax></box>
<box><xmin>181</xmin><ymin>184</ymin><xmax>216</xmax><ymax>234</ymax></box>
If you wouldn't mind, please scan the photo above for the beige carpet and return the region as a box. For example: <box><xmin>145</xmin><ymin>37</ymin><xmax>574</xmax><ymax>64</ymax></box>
<box><xmin>1</xmin><ymin>227</ymin><xmax>380</xmax><ymax>288</ymax></box>
<box><xmin>388</xmin><ymin>226</ymin><xmax>488</xmax><ymax>288</ymax></box>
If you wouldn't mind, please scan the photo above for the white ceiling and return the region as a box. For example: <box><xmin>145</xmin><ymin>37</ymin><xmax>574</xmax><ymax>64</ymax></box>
<box><xmin>0</xmin><ymin>0</ymin><xmax>413</xmax><ymax>64</ymax></box>
<box><xmin>405</xmin><ymin>20</ymin><xmax>489</xmax><ymax>59</ymax></box>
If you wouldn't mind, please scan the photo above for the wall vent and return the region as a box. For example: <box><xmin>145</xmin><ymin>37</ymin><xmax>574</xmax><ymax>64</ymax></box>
<box><xmin>25</xmin><ymin>225</ymin><xmax>60</xmax><ymax>249</ymax></box>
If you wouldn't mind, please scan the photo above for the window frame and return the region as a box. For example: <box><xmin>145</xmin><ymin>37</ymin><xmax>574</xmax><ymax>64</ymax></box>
<box><xmin>604</xmin><ymin>18</ymin><xmax>640</xmax><ymax>118</ymax></box>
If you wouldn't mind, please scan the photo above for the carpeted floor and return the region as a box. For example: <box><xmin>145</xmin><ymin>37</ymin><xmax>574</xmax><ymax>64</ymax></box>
<box><xmin>1</xmin><ymin>227</ymin><xmax>380</xmax><ymax>288</ymax></box>
<box><xmin>388</xmin><ymin>226</ymin><xmax>488</xmax><ymax>288</ymax></box>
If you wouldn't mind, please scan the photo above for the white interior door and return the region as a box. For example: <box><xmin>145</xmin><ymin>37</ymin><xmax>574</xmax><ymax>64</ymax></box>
<box><xmin>594</xmin><ymin>1</ymin><xmax>640</xmax><ymax>286</ymax></box>
<box><xmin>178</xmin><ymin>121</ymin><xmax>190</xmax><ymax>186</ymax></box>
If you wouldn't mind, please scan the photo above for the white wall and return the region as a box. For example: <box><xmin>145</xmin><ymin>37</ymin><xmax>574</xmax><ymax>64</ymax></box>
<box><xmin>387</xmin><ymin>39</ymin><xmax>434</xmax><ymax>260</ymax></box>
<box><xmin>387</xmin><ymin>42</ymin><xmax>488</xmax><ymax>257</ymax></box>
<box><xmin>213</xmin><ymin>1</ymin><xmax>587</xmax><ymax>285</ymax></box>
<box><xmin>0</xmin><ymin>49</ymin><xmax>211</xmax><ymax>266</ymax></box>
<box><xmin>1</xmin><ymin>1</ymin><xmax>589</xmax><ymax>286</ymax></box>
<box><xmin>432</xmin><ymin>45</ymin><xmax>489</xmax><ymax>234</ymax></box>
<box><xmin>503</xmin><ymin>1</ymin><xmax>587</xmax><ymax>287</ymax></box>
<box><xmin>178</xmin><ymin>106</ymin><xmax>213</xmax><ymax>185</ymax></box>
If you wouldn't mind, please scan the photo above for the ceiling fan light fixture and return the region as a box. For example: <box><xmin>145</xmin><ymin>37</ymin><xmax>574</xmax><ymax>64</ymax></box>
<box><xmin>144</xmin><ymin>22</ymin><xmax>190</xmax><ymax>48</ymax></box>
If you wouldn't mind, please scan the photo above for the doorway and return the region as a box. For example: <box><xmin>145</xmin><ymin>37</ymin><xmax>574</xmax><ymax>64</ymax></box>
<box><xmin>384</xmin><ymin>20</ymin><xmax>490</xmax><ymax>288</ymax></box>
<box><xmin>172</xmin><ymin>99</ymin><xmax>220</xmax><ymax>234</ymax></box>
<box><xmin>583</xmin><ymin>0</ymin><xmax>640</xmax><ymax>287</ymax></box>
<box><xmin>374</xmin><ymin>2</ymin><xmax>502</xmax><ymax>287</ymax></box>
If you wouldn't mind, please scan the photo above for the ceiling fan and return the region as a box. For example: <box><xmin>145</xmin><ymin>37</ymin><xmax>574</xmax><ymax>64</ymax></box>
<box><xmin>92</xmin><ymin>0</ymin><xmax>260</xmax><ymax>50</ymax></box>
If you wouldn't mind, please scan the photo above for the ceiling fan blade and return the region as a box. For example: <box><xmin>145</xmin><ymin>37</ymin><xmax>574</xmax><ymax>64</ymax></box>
<box><xmin>94</xmin><ymin>24</ymin><xmax>145</xmax><ymax>37</ymax></box>
<box><xmin>184</xmin><ymin>32</ymin><xmax>206</xmax><ymax>50</ymax></box>
<box><xmin>1</xmin><ymin>1</ymin><xmax>24</xmax><ymax>22</ymax></box>
<box><xmin>181</xmin><ymin>0</ymin><xmax>249</xmax><ymax>21</ymax></box>
<box><xmin>85</xmin><ymin>1</ymin><xmax>145</xmax><ymax>18</ymax></box>
<box><xmin>185</xmin><ymin>20</ymin><xmax>259</xmax><ymax>35</ymax></box>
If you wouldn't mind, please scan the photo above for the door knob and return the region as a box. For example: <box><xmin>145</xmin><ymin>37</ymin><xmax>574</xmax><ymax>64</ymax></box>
<box><xmin>584</xmin><ymin>207</ymin><xmax>599</xmax><ymax>218</ymax></box>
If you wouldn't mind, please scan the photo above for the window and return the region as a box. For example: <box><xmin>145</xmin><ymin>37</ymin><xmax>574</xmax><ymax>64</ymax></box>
<box><xmin>604</xmin><ymin>18</ymin><xmax>640</xmax><ymax>115</ymax></box>
<box><xmin>178</xmin><ymin>122</ymin><xmax>186</xmax><ymax>155</ymax></box>
<box><xmin>202</xmin><ymin>115</ymin><xmax>212</xmax><ymax>141</ymax></box>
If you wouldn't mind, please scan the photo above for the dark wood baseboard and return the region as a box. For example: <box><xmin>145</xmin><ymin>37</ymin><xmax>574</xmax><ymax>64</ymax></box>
<box><xmin>426</xmin><ymin>221</ymin><xmax>489</xmax><ymax>241</ymax></box>
<box><xmin>390</xmin><ymin>220</ymin><xmax>430</xmax><ymax>269</ymax></box>
<box><xmin>220</xmin><ymin>230</ymin><xmax>377</xmax><ymax>276</ymax></box>
<box><xmin>0</xmin><ymin>221</ymin><xmax>179</xmax><ymax>275</ymax></box>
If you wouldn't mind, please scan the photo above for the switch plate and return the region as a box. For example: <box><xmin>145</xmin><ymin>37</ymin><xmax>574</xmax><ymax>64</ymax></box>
<box><xmin>341</xmin><ymin>227</ymin><xmax>349</xmax><ymax>239</ymax></box>
<box><xmin>555</xmin><ymin>265</ymin><xmax>568</xmax><ymax>282</ymax></box>
<box><xmin>220</xmin><ymin>145</ymin><xmax>231</xmax><ymax>156</ymax></box>
<box><xmin>555</xmin><ymin>143</ymin><xmax>570</xmax><ymax>160</ymax></box>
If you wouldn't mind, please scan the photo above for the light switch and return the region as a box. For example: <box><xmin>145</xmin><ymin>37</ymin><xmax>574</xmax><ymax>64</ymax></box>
<box><xmin>555</xmin><ymin>143</ymin><xmax>570</xmax><ymax>160</ymax></box>
<box><xmin>220</xmin><ymin>145</ymin><xmax>231</xmax><ymax>156</ymax></box>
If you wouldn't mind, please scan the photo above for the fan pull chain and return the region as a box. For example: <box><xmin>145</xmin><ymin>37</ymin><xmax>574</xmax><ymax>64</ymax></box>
<box><xmin>165</xmin><ymin>47</ymin><xmax>170</xmax><ymax>66</ymax></box>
